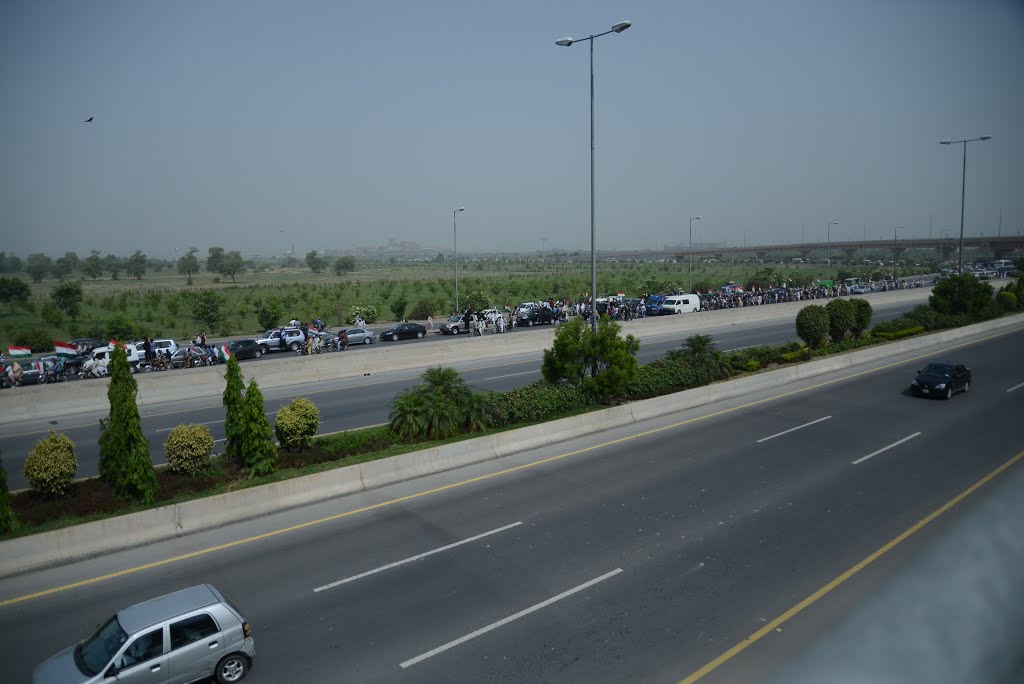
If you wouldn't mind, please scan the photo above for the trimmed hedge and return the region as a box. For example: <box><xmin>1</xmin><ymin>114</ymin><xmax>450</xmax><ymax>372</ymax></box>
<box><xmin>492</xmin><ymin>381</ymin><xmax>596</xmax><ymax>424</ymax></box>
<box><xmin>164</xmin><ymin>424</ymin><xmax>215</xmax><ymax>476</ymax></box>
<box><xmin>24</xmin><ymin>432</ymin><xmax>77</xmax><ymax>497</ymax></box>
<box><xmin>873</xmin><ymin>325</ymin><xmax>925</xmax><ymax>340</ymax></box>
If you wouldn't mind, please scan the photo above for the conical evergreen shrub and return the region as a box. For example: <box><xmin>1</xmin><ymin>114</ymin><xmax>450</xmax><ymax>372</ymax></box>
<box><xmin>98</xmin><ymin>346</ymin><xmax>157</xmax><ymax>504</ymax></box>
<box><xmin>222</xmin><ymin>356</ymin><xmax>246</xmax><ymax>458</ymax></box>
<box><xmin>241</xmin><ymin>378</ymin><xmax>277</xmax><ymax>477</ymax></box>
<box><xmin>0</xmin><ymin>453</ymin><xmax>18</xmax><ymax>533</ymax></box>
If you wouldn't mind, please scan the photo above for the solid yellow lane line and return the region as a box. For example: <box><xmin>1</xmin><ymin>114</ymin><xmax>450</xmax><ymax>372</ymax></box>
<box><xmin>1</xmin><ymin>325</ymin><xmax>1020</xmax><ymax>608</ymax></box>
<box><xmin>677</xmin><ymin>447</ymin><xmax>1024</xmax><ymax>684</ymax></box>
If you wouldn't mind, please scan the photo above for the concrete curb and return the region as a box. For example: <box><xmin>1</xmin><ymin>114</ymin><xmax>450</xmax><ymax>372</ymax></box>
<box><xmin>1</xmin><ymin>311</ymin><xmax>1020</xmax><ymax>578</ymax></box>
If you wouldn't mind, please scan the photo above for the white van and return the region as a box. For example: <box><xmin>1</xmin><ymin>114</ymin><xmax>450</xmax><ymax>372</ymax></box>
<box><xmin>90</xmin><ymin>343</ymin><xmax>143</xmax><ymax>369</ymax></box>
<box><xmin>661</xmin><ymin>295</ymin><xmax>701</xmax><ymax>314</ymax></box>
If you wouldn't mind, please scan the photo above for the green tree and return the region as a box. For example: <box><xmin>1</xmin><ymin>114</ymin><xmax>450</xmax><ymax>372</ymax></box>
<box><xmin>0</xmin><ymin>453</ymin><xmax>18</xmax><ymax>533</ymax></box>
<box><xmin>333</xmin><ymin>255</ymin><xmax>356</xmax><ymax>275</ymax></box>
<box><xmin>98</xmin><ymin>346</ymin><xmax>157</xmax><ymax>504</ymax></box>
<box><xmin>177</xmin><ymin>247</ymin><xmax>200</xmax><ymax>284</ymax></box>
<box><xmin>191</xmin><ymin>289</ymin><xmax>226</xmax><ymax>332</ymax></box>
<box><xmin>51</xmin><ymin>281</ymin><xmax>84</xmax><ymax>321</ymax></box>
<box><xmin>26</xmin><ymin>253</ymin><xmax>53</xmax><ymax>283</ymax></box>
<box><xmin>219</xmin><ymin>250</ymin><xmax>245</xmax><ymax>283</ymax></box>
<box><xmin>52</xmin><ymin>256</ymin><xmax>74</xmax><ymax>281</ymax></box>
<box><xmin>825</xmin><ymin>298</ymin><xmax>856</xmax><ymax>342</ymax></box>
<box><xmin>851</xmin><ymin>298</ymin><xmax>873</xmax><ymax>336</ymax></box>
<box><xmin>255</xmin><ymin>297</ymin><xmax>283</xmax><ymax>330</ymax></box>
<box><xmin>929</xmin><ymin>274</ymin><xmax>995</xmax><ymax>320</ymax></box>
<box><xmin>82</xmin><ymin>250</ymin><xmax>104</xmax><ymax>280</ymax></box>
<box><xmin>241</xmin><ymin>379</ymin><xmax>277</xmax><ymax>476</ymax></box>
<box><xmin>306</xmin><ymin>250</ymin><xmax>327</xmax><ymax>274</ymax></box>
<box><xmin>206</xmin><ymin>246</ymin><xmax>225</xmax><ymax>274</ymax></box>
<box><xmin>104</xmin><ymin>253</ymin><xmax>123</xmax><ymax>280</ymax></box>
<box><xmin>390</xmin><ymin>297</ymin><xmax>408</xmax><ymax>321</ymax></box>
<box><xmin>62</xmin><ymin>251</ymin><xmax>80</xmax><ymax>272</ymax></box>
<box><xmin>388</xmin><ymin>367</ymin><xmax>493</xmax><ymax>441</ymax></box>
<box><xmin>222</xmin><ymin>356</ymin><xmax>246</xmax><ymax>458</ymax></box>
<box><xmin>795</xmin><ymin>304</ymin><xmax>829</xmax><ymax>348</ymax></box>
<box><xmin>541</xmin><ymin>317</ymin><xmax>639</xmax><ymax>397</ymax></box>
<box><xmin>0</xmin><ymin>277</ymin><xmax>31</xmax><ymax>313</ymax></box>
<box><xmin>41</xmin><ymin>300</ymin><xmax>65</xmax><ymax>327</ymax></box>
<box><xmin>125</xmin><ymin>249</ymin><xmax>147</xmax><ymax>280</ymax></box>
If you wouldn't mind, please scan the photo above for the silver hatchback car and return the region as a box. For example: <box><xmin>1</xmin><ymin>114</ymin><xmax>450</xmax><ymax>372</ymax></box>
<box><xmin>33</xmin><ymin>584</ymin><xmax>255</xmax><ymax>684</ymax></box>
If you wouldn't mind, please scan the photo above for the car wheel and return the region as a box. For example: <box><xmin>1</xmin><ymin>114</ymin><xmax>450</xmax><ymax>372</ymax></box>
<box><xmin>215</xmin><ymin>653</ymin><xmax>249</xmax><ymax>683</ymax></box>
<box><xmin>962</xmin><ymin>381</ymin><xmax>969</xmax><ymax>394</ymax></box>
<box><xmin>944</xmin><ymin>387</ymin><xmax>953</xmax><ymax>400</ymax></box>
<box><xmin>289</xmin><ymin>341</ymin><xmax>300</xmax><ymax>351</ymax></box>
<box><xmin>363</xmin><ymin>337</ymin><xmax>372</xmax><ymax>345</ymax></box>
<box><xmin>260</xmin><ymin>345</ymin><xmax>269</xmax><ymax>354</ymax></box>
<box><xmin>526</xmin><ymin>320</ymin><xmax>533</xmax><ymax>327</ymax></box>
<box><xmin>416</xmin><ymin>331</ymin><xmax>424</xmax><ymax>339</ymax></box>
<box><xmin>254</xmin><ymin>349</ymin><xmax>262</xmax><ymax>358</ymax></box>
<box><xmin>452</xmin><ymin>327</ymin><xmax>459</xmax><ymax>334</ymax></box>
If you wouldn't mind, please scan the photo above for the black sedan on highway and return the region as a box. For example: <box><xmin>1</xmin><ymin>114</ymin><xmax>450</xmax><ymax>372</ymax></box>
<box><xmin>227</xmin><ymin>338</ymin><xmax>264</xmax><ymax>360</ymax></box>
<box><xmin>379</xmin><ymin>322</ymin><xmax>427</xmax><ymax>341</ymax></box>
<box><xmin>910</xmin><ymin>362</ymin><xmax>971</xmax><ymax>399</ymax></box>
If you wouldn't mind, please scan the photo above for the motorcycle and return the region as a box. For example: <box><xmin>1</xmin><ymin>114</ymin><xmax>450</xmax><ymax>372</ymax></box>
<box><xmin>1</xmin><ymin>363</ymin><xmax>22</xmax><ymax>388</ymax></box>
<box><xmin>81</xmin><ymin>357</ymin><xmax>109</xmax><ymax>379</ymax></box>
<box><xmin>41</xmin><ymin>360</ymin><xmax>71</xmax><ymax>383</ymax></box>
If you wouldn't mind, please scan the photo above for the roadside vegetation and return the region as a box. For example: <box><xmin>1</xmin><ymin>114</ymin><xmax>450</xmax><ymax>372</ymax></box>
<box><xmin>0</xmin><ymin>247</ymin><xmax>965</xmax><ymax>352</ymax></box>
<box><xmin>1</xmin><ymin>274</ymin><xmax>1021</xmax><ymax>539</ymax></box>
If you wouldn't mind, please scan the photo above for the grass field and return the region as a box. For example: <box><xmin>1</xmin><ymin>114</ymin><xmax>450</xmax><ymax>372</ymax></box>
<box><xmin>1</xmin><ymin>257</ymin><xmax>921</xmax><ymax>352</ymax></box>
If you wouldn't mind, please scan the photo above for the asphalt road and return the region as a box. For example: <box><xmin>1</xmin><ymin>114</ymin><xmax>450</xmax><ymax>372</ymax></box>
<box><xmin>2</xmin><ymin>324</ymin><xmax>1021</xmax><ymax>683</ymax></box>
<box><xmin>0</xmin><ymin>299</ymin><xmax>919</xmax><ymax>490</ymax></box>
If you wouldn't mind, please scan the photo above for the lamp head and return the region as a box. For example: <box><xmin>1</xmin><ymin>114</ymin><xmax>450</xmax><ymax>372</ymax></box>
<box><xmin>979</xmin><ymin>135</ymin><xmax>993</xmax><ymax>141</ymax></box>
<box><xmin>691</xmin><ymin>216</ymin><xmax>702</xmax><ymax>221</ymax></box>
<box><xmin>456</xmin><ymin>207</ymin><xmax>465</xmax><ymax>212</ymax></box>
<box><xmin>555</xmin><ymin>38</ymin><xmax>573</xmax><ymax>46</ymax></box>
<box><xmin>611</xmin><ymin>21</ymin><xmax>632</xmax><ymax>33</ymax></box>
<box><xmin>939</xmin><ymin>140</ymin><xmax>952</xmax><ymax>145</ymax></box>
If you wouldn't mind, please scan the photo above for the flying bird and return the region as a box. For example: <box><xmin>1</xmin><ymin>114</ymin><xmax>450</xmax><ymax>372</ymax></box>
<box><xmin>83</xmin><ymin>117</ymin><xmax>93</xmax><ymax>123</ymax></box>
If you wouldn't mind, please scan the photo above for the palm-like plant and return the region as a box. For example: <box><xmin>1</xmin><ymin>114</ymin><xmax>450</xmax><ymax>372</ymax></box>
<box><xmin>388</xmin><ymin>367</ymin><xmax>494</xmax><ymax>442</ymax></box>
<box><xmin>667</xmin><ymin>334</ymin><xmax>732</xmax><ymax>380</ymax></box>
<box><xmin>389</xmin><ymin>391</ymin><xmax>427</xmax><ymax>442</ymax></box>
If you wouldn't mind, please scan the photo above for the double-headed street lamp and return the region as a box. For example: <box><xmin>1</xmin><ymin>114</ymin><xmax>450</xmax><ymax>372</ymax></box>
<box><xmin>688</xmin><ymin>216</ymin><xmax>702</xmax><ymax>293</ymax></box>
<box><xmin>939</xmin><ymin>135</ymin><xmax>992</xmax><ymax>274</ymax></box>
<box><xmin>555</xmin><ymin>20</ymin><xmax>631</xmax><ymax>331</ymax></box>
<box><xmin>826</xmin><ymin>220</ymin><xmax>839</xmax><ymax>282</ymax></box>
<box><xmin>453</xmin><ymin>207</ymin><xmax>465</xmax><ymax>313</ymax></box>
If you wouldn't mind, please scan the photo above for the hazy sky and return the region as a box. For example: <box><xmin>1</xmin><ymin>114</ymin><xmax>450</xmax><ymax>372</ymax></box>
<box><xmin>2</xmin><ymin>0</ymin><xmax>1022</xmax><ymax>258</ymax></box>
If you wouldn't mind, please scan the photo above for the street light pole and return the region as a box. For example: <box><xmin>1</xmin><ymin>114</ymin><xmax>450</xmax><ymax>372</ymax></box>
<box><xmin>826</xmin><ymin>220</ymin><xmax>839</xmax><ymax>282</ymax></box>
<box><xmin>893</xmin><ymin>226</ymin><xmax>904</xmax><ymax>279</ymax></box>
<box><xmin>688</xmin><ymin>216</ymin><xmax>701</xmax><ymax>293</ymax></box>
<box><xmin>556</xmin><ymin>20</ymin><xmax>631</xmax><ymax>331</ymax></box>
<box><xmin>940</xmin><ymin>135</ymin><xmax>992</xmax><ymax>273</ymax></box>
<box><xmin>453</xmin><ymin>207</ymin><xmax>465</xmax><ymax>313</ymax></box>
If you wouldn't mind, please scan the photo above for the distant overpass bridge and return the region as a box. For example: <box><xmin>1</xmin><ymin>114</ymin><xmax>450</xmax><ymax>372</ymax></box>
<box><xmin>671</xmin><ymin>236</ymin><xmax>1024</xmax><ymax>263</ymax></box>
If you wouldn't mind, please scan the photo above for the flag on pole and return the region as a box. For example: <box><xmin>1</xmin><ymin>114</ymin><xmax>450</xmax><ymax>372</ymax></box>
<box><xmin>33</xmin><ymin>362</ymin><xmax>46</xmax><ymax>374</ymax></box>
<box><xmin>8</xmin><ymin>346</ymin><xmax>30</xmax><ymax>358</ymax></box>
<box><xmin>54</xmin><ymin>341</ymin><xmax>77</xmax><ymax>358</ymax></box>
<box><xmin>220</xmin><ymin>344</ymin><xmax>231</xmax><ymax>361</ymax></box>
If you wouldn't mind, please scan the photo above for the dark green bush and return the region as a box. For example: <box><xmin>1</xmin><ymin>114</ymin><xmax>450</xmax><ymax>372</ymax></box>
<box><xmin>12</xmin><ymin>326</ymin><xmax>55</xmax><ymax>355</ymax></box>
<box><xmin>493</xmin><ymin>381</ymin><xmax>596</xmax><ymax>425</ymax></box>
<box><xmin>0</xmin><ymin>454</ymin><xmax>17</xmax><ymax>533</ymax></box>
<box><xmin>929</xmin><ymin>274</ymin><xmax>994</xmax><ymax>321</ymax></box>
<box><xmin>779</xmin><ymin>348</ymin><xmax>811</xmax><ymax>363</ymax></box>
<box><xmin>851</xmin><ymin>298</ymin><xmax>873</xmax><ymax>336</ymax></box>
<box><xmin>825</xmin><ymin>299</ymin><xmax>856</xmax><ymax>342</ymax></box>
<box><xmin>995</xmin><ymin>291</ymin><xmax>1017</xmax><ymax>312</ymax></box>
<box><xmin>317</xmin><ymin>426</ymin><xmax>398</xmax><ymax>455</ymax></box>
<box><xmin>795</xmin><ymin>305</ymin><xmax>829</xmax><ymax>348</ymax></box>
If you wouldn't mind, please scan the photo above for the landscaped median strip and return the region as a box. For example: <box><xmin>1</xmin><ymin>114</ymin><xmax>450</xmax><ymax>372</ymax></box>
<box><xmin>0</xmin><ymin>314</ymin><xmax>1021</xmax><ymax>591</ymax></box>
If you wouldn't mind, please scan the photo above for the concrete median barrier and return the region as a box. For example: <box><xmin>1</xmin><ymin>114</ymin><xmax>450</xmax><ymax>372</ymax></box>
<box><xmin>0</xmin><ymin>312</ymin><xmax>1020</xmax><ymax>578</ymax></box>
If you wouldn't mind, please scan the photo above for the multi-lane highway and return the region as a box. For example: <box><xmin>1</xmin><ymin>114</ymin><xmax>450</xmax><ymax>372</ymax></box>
<box><xmin>2</xmin><ymin>322</ymin><xmax>1020</xmax><ymax>682</ymax></box>
<box><xmin>1</xmin><ymin>298</ymin><xmax>922</xmax><ymax>489</ymax></box>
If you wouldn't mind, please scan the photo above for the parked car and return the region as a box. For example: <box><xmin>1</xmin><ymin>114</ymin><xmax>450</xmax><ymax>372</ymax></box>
<box><xmin>379</xmin><ymin>322</ymin><xmax>427</xmax><ymax>341</ymax></box>
<box><xmin>343</xmin><ymin>327</ymin><xmax>376</xmax><ymax>345</ymax></box>
<box><xmin>32</xmin><ymin>584</ymin><xmax>255</xmax><ymax>684</ymax></box>
<box><xmin>256</xmin><ymin>327</ymin><xmax>305</xmax><ymax>353</ymax></box>
<box><xmin>910</xmin><ymin>362</ymin><xmax>971</xmax><ymax>399</ymax></box>
<box><xmin>849</xmin><ymin>284</ymin><xmax>872</xmax><ymax>294</ymax></box>
<box><xmin>439</xmin><ymin>314</ymin><xmax>467</xmax><ymax>335</ymax></box>
<box><xmin>227</xmin><ymin>339</ymin><xmax>263</xmax><ymax>360</ymax></box>
<box><xmin>90</xmin><ymin>343</ymin><xmax>143</xmax><ymax>370</ymax></box>
<box><xmin>37</xmin><ymin>354</ymin><xmax>84</xmax><ymax>380</ymax></box>
<box><xmin>517</xmin><ymin>306</ymin><xmax>555</xmax><ymax>327</ymax></box>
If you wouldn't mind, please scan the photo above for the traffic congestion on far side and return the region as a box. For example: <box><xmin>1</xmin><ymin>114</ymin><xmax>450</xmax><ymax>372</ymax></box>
<box><xmin>0</xmin><ymin>273</ymin><xmax>949</xmax><ymax>389</ymax></box>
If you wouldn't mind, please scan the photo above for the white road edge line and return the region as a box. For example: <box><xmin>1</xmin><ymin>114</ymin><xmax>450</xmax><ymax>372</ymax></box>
<box><xmin>1007</xmin><ymin>382</ymin><xmax>1024</xmax><ymax>393</ymax></box>
<box><xmin>314</xmin><ymin>522</ymin><xmax>523</xmax><ymax>593</ymax></box>
<box><xmin>756</xmin><ymin>416</ymin><xmax>832</xmax><ymax>443</ymax></box>
<box><xmin>852</xmin><ymin>432</ymin><xmax>922</xmax><ymax>465</ymax></box>
<box><xmin>483</xmin><ymin>370</ymin><xmax>540</xmax><ymax>380</ymax></box>
<box><xmin>400</xmin><ymin>568</ymin><xmax>623</xmax><ymax>669</ymax></box>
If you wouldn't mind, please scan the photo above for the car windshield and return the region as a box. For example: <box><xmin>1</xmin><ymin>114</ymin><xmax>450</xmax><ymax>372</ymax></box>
<box><xmin>74</xmin><ymin>615</ymin><xmax>128</xmax><ymax>676</ymax></box>
<box><xmin>921</xmin><ymin>364</ymin><xmax>952</xmax><ymax>377</ymax></box>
